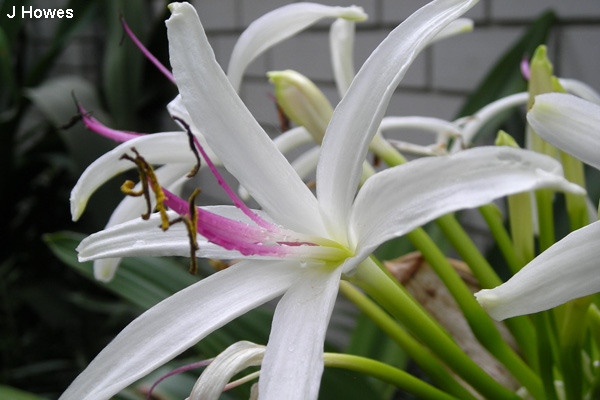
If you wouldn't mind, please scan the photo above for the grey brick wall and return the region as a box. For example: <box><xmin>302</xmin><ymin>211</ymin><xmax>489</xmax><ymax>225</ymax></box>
<box><xmin>22</xmin><ymin>0</ymin><xmax>600</xmax><ymax>125</ymax></box>
<box><xmin>194</xmin><ymin>0</ymin><xmax>600</xmax><ymax>127</ymax></box>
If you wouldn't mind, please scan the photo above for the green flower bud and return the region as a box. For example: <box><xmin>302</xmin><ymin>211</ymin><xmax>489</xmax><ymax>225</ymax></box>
<box><xmin>268</xmin><ymin>70</ymin><xmax>333</xmax><ymax>144</ymax></box>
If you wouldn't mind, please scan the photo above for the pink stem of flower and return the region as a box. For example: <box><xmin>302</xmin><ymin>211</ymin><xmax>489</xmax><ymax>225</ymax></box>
<box><xmin>190</xmin><ymin>136</ymin><xmax>281</xmax><ymax>232</ymax></box>
<box><xmin>121</xmin><ymin>17</ymin><xmax>176</xmax><ymax>85</ymax></box>
<box><xmin>145</xmin><ymin>359</ymin><xmax>213</xmax><ymax>400</ymax></box>
<box><xmin>79</xmin><ymin>104</ymin><xmax>145</xmax><ymax>142</ymax></box>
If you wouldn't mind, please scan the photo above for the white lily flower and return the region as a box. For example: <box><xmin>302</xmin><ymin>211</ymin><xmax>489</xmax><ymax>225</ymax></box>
<box><xmin>475</xmin><ymin>92</ymin><xmax>600</xmax><ymax>320</ymax></box>
<box><xmin>60</xmin><ymin>1</ymin><xmax>589</xmax><ymax>399</ymax></box>
<box><xmin>74</xmin><ymin>3</ymin><xmax>368</xmax><ymax>281</ymax></box>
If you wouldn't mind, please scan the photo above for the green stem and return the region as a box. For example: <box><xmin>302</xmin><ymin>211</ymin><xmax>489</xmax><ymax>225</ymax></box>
<box><xmin>478</xmin><ymin>204</ymin><xmax>521</xmax><ymax>273</ymax></box>
<box><xmin>371</xmin><ymin>135</ymin><xmax>542</xmax><ymax>397</ymax></box>
<box><xmin>339</xmin><ymin>281</ymin><xmax>478</xmax><ymax>400</ymax></box>
<box><xmin>560</xmin><ymin>151</ymin><xmax>589</xmax><ymax>231</ymax></box>
<box><xmin>351</xmin><ymin>258</ymin><xmax>522</xmax><ymax>400</ymax></box>
<box><xmin>532</xmin><ymin>313</ymin><xmax>559</xmax><ymax>400</ymax></box>
<box><xmin>560</xmin><ymin>296</ymin><xmax>593</xmax><ymax>400</ymax></box>
<box><xmin>405</xmin><ymin>228</ymin><xmax>544</xmax><ymax>399</ymax></box>
<box><xmin>508</xmin><ymin>192</ymin><xmax>535</xmax><ymax>268</ymax></box>
<box><xmin>323</xmin><ymin>353</ymin><xmax>461</xmax><ymax>400</ymax></box>
<box><xmin>435</xmin><ymin>213</ymin><xmax>537</xmax><ymax>365</ymax></box>
<box><xmin>535</xmin><ymin>189</ymin><xmax>555</xmax><ymax>252</ymax></box>
<box><xmin>435</xmin><ymin>213</ymin><xmax>502</xmax><ymax>288</ymax></box>
<box><xmin>588</xmin><ymin>303</ymin><xmax>600</xmax><ymax>352</ymax></box>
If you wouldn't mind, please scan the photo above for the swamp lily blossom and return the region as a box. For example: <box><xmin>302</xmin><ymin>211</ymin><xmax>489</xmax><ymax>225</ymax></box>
<box><xmin>60</xmin><ymin>1</ymin><xmax>587</xmax><ymax>399</ymax></box>
<box><xmin>476</xmin><ymin>92</ymin><xmax>600</xmax><ymax>321</ymax></box>
<box><xmin>73</xmin><ymin>2</ymin><xmax>366</xmax><ymax>282</ymax></box>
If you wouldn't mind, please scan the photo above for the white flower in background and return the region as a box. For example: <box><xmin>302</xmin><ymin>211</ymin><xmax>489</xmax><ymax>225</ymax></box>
<box><xmin>476</xmin><ymin>92</ymin><xmax>600</xmax><ymax>320</ymax></box>
<box><xmin>60</xmin><ymin>1</ymin><xmax>586</xmax><ymax>399</ymax></box>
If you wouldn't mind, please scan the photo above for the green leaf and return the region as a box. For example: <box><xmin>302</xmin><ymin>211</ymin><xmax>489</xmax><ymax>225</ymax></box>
<box><xmin>0</xmin><ymin>385</ymin><xmax>45</xmax><ymax>400</ymax></box>
<box><xmin>345</xmin><ymin>313</ymin><xmax>409</xmax><ymax>399</ymax></box>
<box><xmin>44</xmin><ymin>231</ymin><xmax>274</xmax><ymax>358</ymax></box>
<box><xmin>102</xmin><ymin>0</ymin><xmax>145</xmax><ymax>127</ymax></box>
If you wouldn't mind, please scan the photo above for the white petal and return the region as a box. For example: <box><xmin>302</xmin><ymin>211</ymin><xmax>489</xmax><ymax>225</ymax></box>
<box><xmin>560</xmin><ymin>78</ymin><xmax>600</xmax><ymax>104</ymax></box>
<box><xmin>430</xmin><ymin>18</ymin><xmax>473</xmax><ymax>44</ymax></box>
<box><xmin>93</xmin><ymin>163</ymin><xmax>193</xmax><ymax>282</ymax></box>
<box><xmin>70</xmin><ymin>132</ymin><xmax>194</xmax><ymax>221</ymax></box>
<box><xmin>317</xmin><ymin>0</ymin><xmax>479</xmax><ymax>237</ymax></box>
<box><xmin>227</xmin><ymin>3</ymin><xmax>367</xmax><ymax>92</ymax></box>
<box><xmin>349</xmin><ymin>146</ymin><xmax>585</xmax><ymax>259</ymax></box>
<box><xmin>272</xmin><ymin>126</ymin><xmax>314</xmax><ymax>153</ymax></box>
<box><xmin>475</xmin><ymin>220</ymin><xmax>600</xmax><ymax>320</ymax></box>
<box><xmin>380</xmin><ymin>115</ymin><xmax>461</xmax><ymax>145</ymax></box>
<box><xmin>59</xmin><ymin>260</ymin><xmax>300</xmax><ymax>400</ymax></box>
<box><xmin>78</xmin><ymin>209</ymin><xmax>271</xmax><ymax>262</ymax></box>
<box><xmin>238</xmin><ymin>127</ymin><xmax>313</xmax><ymax>200</ymax></box>
<box><xmin>455</xmin><ymin>92</ymin><xmax>528</xmax><ymax>151</ymax></box>
<box><xmin>259</xmin><ymin>265</ymin><xmax>342</xmax><ymax>400</ymax></box>
<box><xmin>190</xmin><ymin>341</ymin><xmax>265</xmax><ymax>400</ymax></box>
<box><xmin>528</xmin><ymin>93</ymin><xmax>600</xmax><ymax>170</ymax></box>
<box><xmin>329</xmin><ymin>18</ymin><xmax>356</xmax><ymax>98</ymax></box>
<box><xmin>167</xmin><ymin>3</ymin><xmax>326</xmax><ymax>236</ymax></box>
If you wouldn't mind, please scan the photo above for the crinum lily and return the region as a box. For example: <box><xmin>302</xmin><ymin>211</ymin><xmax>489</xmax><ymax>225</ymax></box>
<box><xmin>74</xmin><ymin>2</ymin><xmax>367</xmax><ymax>281</ymax></box>
<box><xmin>475</xmin><ymin>92</ymin><xmax>600</xmax><ymax>320</ymax></box>
<box><xmin>60</xmin><ymin>1</ymin><xmax>585</xmax><ymax>399</ymax></box>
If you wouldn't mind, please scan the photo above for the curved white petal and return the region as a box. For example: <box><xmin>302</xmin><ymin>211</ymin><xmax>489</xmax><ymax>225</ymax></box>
<box><xmin>190</xmin><ymin>341</ymin><xmax>265</xmax><ymax>400</ymax></box>
<box><xmin>227</xmin><ymin>3</ymin><xmax>367</xmax><ymax>92</ymax></box>
<box><xmin>560</xmin><ymin>78</ymin><xmax>600</xmax><ymax>104</ymax></box>
<box><xmin>70</xmin><ymin>132</ymin><xmax>194</xmax><ymax>221</ymax></box>
<box><xmin>59</xmin><ymin>260</ymin><xmax>300</xmax><ymax>400</ymax></box>
<box><xmin>330</xmin><ymin>18</ymin><xmax>356</xmax><ymax>98</ymax></box>
<box><xmin>349</xmin><ymin>147</ymin><xmax>585</xmax><ymax>259</ymax></box>
<box><xmin>454</xmin><ymin>92</ymin><xmax>528</xmax><ymax>152</ymax></box>
<box><xmin>317</xmin><ymin>0</ymin><xmax>479</xmax><ymax>238</ymax></box>
<box><xmin>259</xmin><ymin>265</ymin><xmax>342</xmax><ymax>400</ymax></box>
<box><xmin>78</xmin><ymin>209</ymin><xmax>274</xmax><ymax>262</ymax></box>
<box><xmin>527</xmin><ymin>93</ymin><xmax>600</xmax><ymax>170</ymax></box>
<box><xmin>475</xmin><ymin>220</ymin><xmax>600</xmax><ymax>320</ymax></box>
<box><xmin>430</xmin><ymin>17</ymin><xmax>473</xmax><ymax>44</ymax></box>
<box><xmin>273</xmin><ymin>126</ymin><xmax>314</xmax><ymax>153</ymax></box>
<box><xmin>167</xmin><ymin>3</ymin><xmax>326</xmax><ymax>236</ymax></box>
<box><xmin>380</xmin><ymin>116</ymin><xmax>461</xmax><ymax>145</ymax></box>
<box><xmin>93</xmin><ymin>163</ymin><xmax>194</xmax><ymax>282</ymax></box>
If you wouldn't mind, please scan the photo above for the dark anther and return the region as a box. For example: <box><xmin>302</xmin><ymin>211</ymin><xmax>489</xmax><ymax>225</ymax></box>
<box><xmin>119</xmin><ymin>147</ymin><xmax>170</xmax><ymax>230</ymax></box>
<box><xmin>167</xmin><ymin>188</ymin><xmax>201</xmax><ymax>275</ymax></box>
<box><xmin>172</xmin><ymin>116</ymin><xmax>202</xmax><ymax>178</ymax></box>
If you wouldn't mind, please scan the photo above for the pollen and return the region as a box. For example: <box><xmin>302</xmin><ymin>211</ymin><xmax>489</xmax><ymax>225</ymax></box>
<box><xmin>119</xmin><ymin>147</ymin><xmax>170</xmax><ymax>230</ymax></box>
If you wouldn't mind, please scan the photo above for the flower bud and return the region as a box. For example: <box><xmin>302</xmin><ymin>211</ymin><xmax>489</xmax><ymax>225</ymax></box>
<box><xmin>268</xmin><ymin>70</ymin><xmax>333</xmax><ymax>144</ymax></box>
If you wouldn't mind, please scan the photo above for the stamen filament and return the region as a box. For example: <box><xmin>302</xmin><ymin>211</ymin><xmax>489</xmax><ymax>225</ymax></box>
<box><xmin>172</xmin><ymin>116</ymin><xmax>280</xmax><ymax>232</ymax></box>
<box><xmin>121</xmin><ymin>17</ymin><xmax>176</xmax><ymax>84</ymax></box>
<box><xmin>145</xmin><ymin>359</ymin><xmax>213</xmax><ymax>400</ymax></box>
<box><xmin>79</xmin><ymin>104</ymin><xmax>145</xmax><ymax>142</ymax></box>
